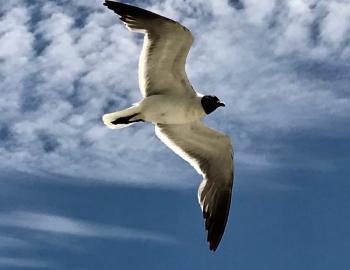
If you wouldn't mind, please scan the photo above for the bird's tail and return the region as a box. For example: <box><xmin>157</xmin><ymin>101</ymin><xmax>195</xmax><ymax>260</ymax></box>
<box><xmin>102</xmin><ymin>105</ymin><xmax>143</xmax><ymax>129</ymax></box>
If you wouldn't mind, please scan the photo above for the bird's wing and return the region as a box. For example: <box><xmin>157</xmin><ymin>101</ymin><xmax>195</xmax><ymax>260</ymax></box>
<box><xmin>104</xmin><ymin>1</ymin><xmax>196</xmax><ymax>97</ymax></box>
<box><xmin>155</xmin><ymin>121</ymin><xmax>234</xmax><ymax>251</ymax></box>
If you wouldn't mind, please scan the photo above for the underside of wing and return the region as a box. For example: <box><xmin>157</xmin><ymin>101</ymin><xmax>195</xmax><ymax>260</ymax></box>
<box><xmin>155</xmin><ymin>122</ymin><xmax>234</xmax><ymax>251</ymax></box>
<box><xmin>104</xmin><ymin>1</ymin><xmax>195</xmax><ymax>97</ymax></box>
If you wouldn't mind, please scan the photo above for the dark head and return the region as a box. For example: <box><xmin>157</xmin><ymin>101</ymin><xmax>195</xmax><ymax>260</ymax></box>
<box><xmin>201</xmin><ymin>95</ymin><xmax>225</xmax><ymax>114</ymax></box>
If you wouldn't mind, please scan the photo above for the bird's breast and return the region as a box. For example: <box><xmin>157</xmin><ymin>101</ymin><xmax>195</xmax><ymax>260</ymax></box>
<box><xmin>140</xmin><ymin>94</ymin><xmax>205</xmax><ymax>124</ymax></box>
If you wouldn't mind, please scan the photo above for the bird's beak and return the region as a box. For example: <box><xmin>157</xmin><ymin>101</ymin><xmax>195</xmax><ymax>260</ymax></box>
<box><xmin>218</xmin><ymin>102</ymin><xmax>225</xmax><ymax>107</ymax></box>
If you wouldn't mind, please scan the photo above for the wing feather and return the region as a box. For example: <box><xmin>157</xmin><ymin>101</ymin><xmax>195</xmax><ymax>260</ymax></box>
<box><xmin>104</xmin><ymin>1</ymin><xmax>196</xmax><ymax>97</ymax></box>
<box><xmin>155</xmin><ymin>122</ymin><xmax>234</xmax><ymax>251</ymax></box>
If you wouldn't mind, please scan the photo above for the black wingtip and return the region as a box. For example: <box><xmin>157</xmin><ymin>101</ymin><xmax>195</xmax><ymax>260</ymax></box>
<box><xmin>103</xmin><ymin>1</ymin><xmax>119</xmax><ymax>9</ymax></box>
<box><xmin>202</xmin><ymin>188</ymin><xmax>232</xmax><ymax>252</ymax></box>
<box><xmin>103</xmin><ymin>1</ymin><xmax>138</xmax><ymax>10</ymax></box>
<box><xmin>209</xmin><ymin>239</ymin><xmax>218</xmax><ymax>251</ymax></box>
<box><xmin>210</xmin><ymin>245</ymin><xmax>218</xmax><ymax>252</ymax></box>
<box><xmin>208</xmin><ymin>233</ymin><xmax>221</xmax><ymax>252</ymax></box>
<box><xmin>209</xmin><ymin>236</ymin><xmax>221</xmax><ymax>251</ymax></box>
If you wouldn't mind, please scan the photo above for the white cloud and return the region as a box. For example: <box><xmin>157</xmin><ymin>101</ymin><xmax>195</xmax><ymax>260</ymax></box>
<box><xmin>320</xmin><ymin>1</ymin><xmax>350</xmax><ymax>46</ymax></box>
<box><xmin>0</xmin><ymin>6</ymin><xmax>33</xmax><ymax>117</ymax></box>
<box><xmin>0</xmin><ymin>211</ymin><xmax>175</xmax><ymax>243</ymax></box>
<box><xmin>0</xmin><ymin>0</ymin><xmax>349</xmax><ymax>186</ymax></box>
<box><xmin>243</xmin><ymin>0</ymin><xmax>277</xmax><ymax>25</ymax></box>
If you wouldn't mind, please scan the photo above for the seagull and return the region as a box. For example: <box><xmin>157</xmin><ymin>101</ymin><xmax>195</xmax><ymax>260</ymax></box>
<box><xmin>102</xmin><ymin>1</ymin><xmax>234</xmax><ymax>251</ymax></box>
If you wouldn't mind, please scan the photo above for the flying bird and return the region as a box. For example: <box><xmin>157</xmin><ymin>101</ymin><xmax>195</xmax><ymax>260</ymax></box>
<box><xmin>102</xmin><ymin>1</ymin><xmax>234</xmax><ymax>251</ymax></box>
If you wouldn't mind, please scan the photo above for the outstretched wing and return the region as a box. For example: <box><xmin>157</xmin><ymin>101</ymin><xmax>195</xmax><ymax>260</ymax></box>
<box><xmin>104</xmin><ymin>1</ymin><xmax>196</xmax><ymax>97</ymax></box>
<box><xmin>155</xmin><ymin>121</ymin><xmax>234</xmax><ymax>251</ymax></box>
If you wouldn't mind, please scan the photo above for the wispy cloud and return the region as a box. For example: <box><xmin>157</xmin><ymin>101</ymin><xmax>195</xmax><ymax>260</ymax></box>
<box><xmin>0</xmin><ymin>211</ymin><xmax>175</xmax><ymax>244</ymax></box>
<box><xmin>0</xmin><ymin>257</ymin><xmax>51</xmax><ymax>268</ymax></box>
<box><xmin>0</xmin><ymin>235</ymin><xmax>29</xmax><ymax>249</ymax></box>
<box><xmin>0</xmin><ymin>0</ymin><xmax>349</xmax><ymax>185</ymax></box>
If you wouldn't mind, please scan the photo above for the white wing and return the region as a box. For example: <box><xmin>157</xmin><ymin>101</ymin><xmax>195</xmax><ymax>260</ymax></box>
<box><xmin>155</xmin><ymin>121</ymin><xmax>234</xmax><ymax>251</ymax></box>
<box><xmin>104</xmin><ymin>1</ymin><xmax>196</xmax><ymax>97</ymax></box>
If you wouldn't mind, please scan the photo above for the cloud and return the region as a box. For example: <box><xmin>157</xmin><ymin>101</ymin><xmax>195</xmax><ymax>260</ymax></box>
<box><xmin>0</xmin><ymin>236</ymin><xmax>29</xmax><ymax>249</ymax></box>
<box><xmin>0</xmin><ymin>257</ymin><xmax>51</xmax><ymax>268</ymax></box>
<box><xmin>320</xmin><ymin>1</ymin><xmax>350</xmax><ymax>46</ymax></box>
<box><xmin>0</xmin><ymin>211</ymin><xmax>175</xmax><ymax>243</ymax></box>
<box><xmin>0</xmin><ymin>0</ymin><xmax>349</xmax><ymax>186</ymax></box>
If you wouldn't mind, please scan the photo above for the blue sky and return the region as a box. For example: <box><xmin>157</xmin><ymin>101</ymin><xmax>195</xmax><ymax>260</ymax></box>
<box><xmin>1</xmin><ymin>0</ymin><xmax>350</xmax><ymax>269</ymax></box>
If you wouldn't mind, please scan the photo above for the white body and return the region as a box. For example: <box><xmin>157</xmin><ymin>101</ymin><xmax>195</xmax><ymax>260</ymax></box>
<box><xmin>102</xmin><ymin>94</ymin><xmax>205</xmax><ymax>129</ymax></box>
<box><xmin>139</xmin><ymin>94</ymin><xmax>205</xmax><ymax>124</ymax></box>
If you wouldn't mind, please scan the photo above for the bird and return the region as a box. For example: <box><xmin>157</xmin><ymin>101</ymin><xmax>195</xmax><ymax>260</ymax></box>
<box><xmin>102</xmin><ymin>1</ymin><xmax>234</xmax><ymax>251</ymax></box>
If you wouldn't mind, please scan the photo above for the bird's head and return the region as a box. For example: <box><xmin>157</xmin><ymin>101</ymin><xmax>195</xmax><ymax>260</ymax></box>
<box><xmin>201</xmin><ymin>95</ymin><xmax>225</xmax><ymax>115</ymax></box>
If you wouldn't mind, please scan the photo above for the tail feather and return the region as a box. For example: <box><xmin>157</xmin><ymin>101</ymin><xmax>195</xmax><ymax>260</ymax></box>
<box><xmin>102</xmin><ymin>105</ymin><xmax>142</xmax><ymax>129</ymax></box>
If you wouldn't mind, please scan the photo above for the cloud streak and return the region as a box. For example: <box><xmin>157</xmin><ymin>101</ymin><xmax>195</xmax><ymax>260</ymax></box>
<box><xmin>0</xmin><ymin>211</ymin><xmax>175</xmax><ymax>244</ymax></box>
<box><xmin>0</xmin><ymin>235</ymin><xmax>29</xmax><ymax>249</ymax></box>
<box><xmin>0</xmin><ymin>257</ymin><xmax>51</xmax><ymax>268</ymax></box>
<box><xmin>0</xmin><ymin>0</ymin><xmax>349</xmax><ymax>186</ymax></box>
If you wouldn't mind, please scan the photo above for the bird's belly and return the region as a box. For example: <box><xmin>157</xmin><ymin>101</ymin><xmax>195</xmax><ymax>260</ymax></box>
<box><xmin>140</xmin><ymin>95</ymin><xmax>204</xmax><ymax>124</ymax></box>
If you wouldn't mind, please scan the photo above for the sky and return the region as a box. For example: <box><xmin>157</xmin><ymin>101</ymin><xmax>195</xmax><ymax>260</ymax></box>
<box><xmin>0</xmin><ymin>0</ymin><xmax>350</xmax><ymax>269</ymax></box>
